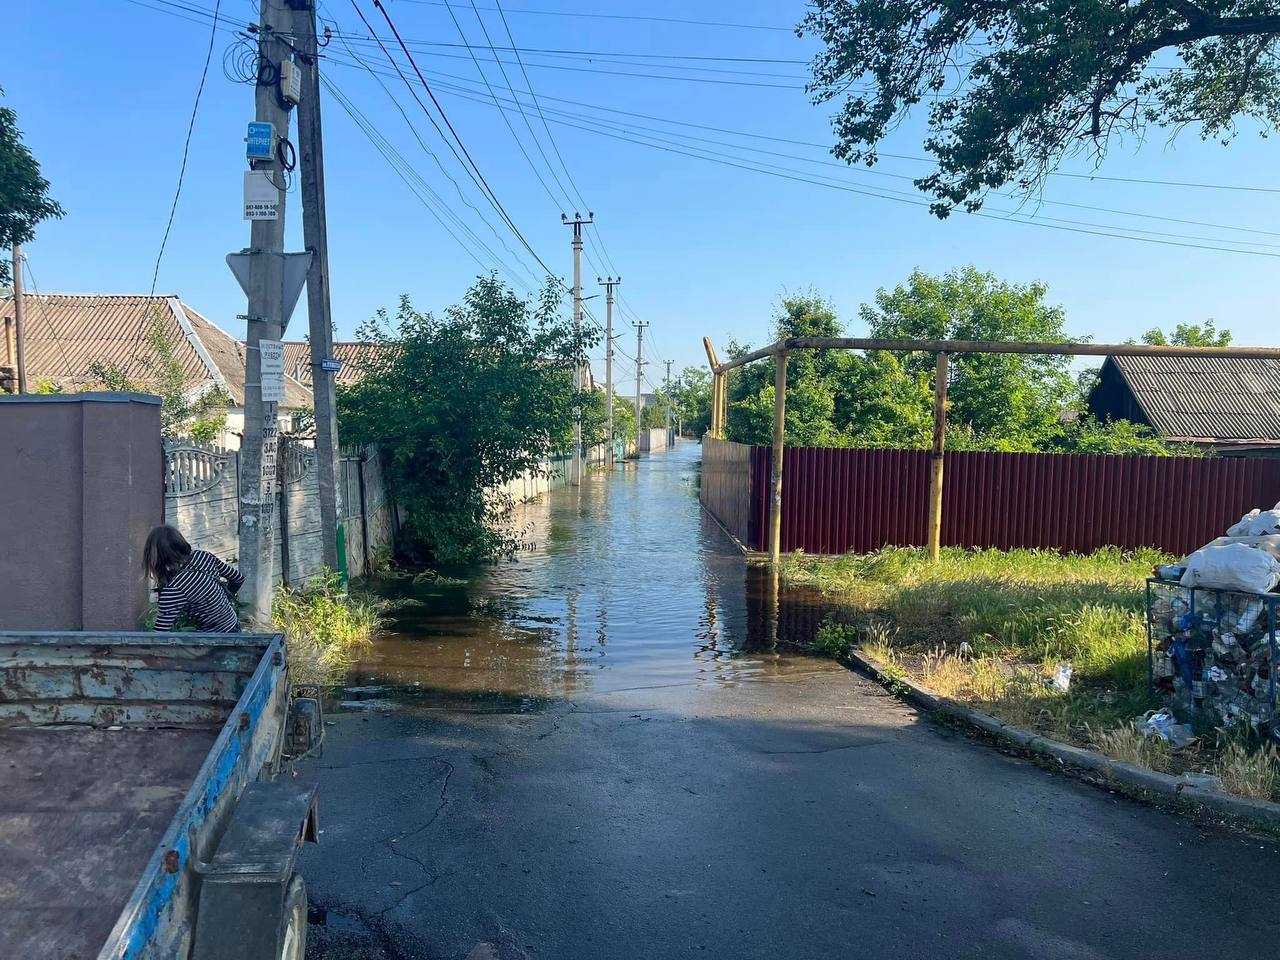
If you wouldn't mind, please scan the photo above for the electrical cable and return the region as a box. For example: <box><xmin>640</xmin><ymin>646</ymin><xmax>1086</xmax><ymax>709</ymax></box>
<box><xmin>321</xmin><ymin>72</ymin><xmax>539</xmax><ymax>292</ymax></box>
<box><xmin>20</xmin><ymin>255</ymin><xmax>77</xmax><ymax>380</ymax></box>
<box><xmin>149</xmin><ymin>0</ymin><xmax>222</xmax><ymax>296</ymax></box>
<box><xmin>356</xmin><ymin>0</ymin><xmax>563</xmax><ymax>283</ymax></box>
<box><xmin>331</xmin><ymin>27</ymin><xmax>543</xmax><ymax>287</ymax></box>
<box><xmin>394</xmin><ymin>1</ymin><xmax>794</xmax><ymax>33</ymax></box>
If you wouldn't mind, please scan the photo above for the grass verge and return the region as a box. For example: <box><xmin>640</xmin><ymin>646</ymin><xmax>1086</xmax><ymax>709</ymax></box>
<box><xmin>271</xmin><ymin>569</ymin><xmax>390</xmax><ymax>685</ymax></box>
<box><xmin>783</xmin><ymin>545</ymin><xmax>1280</xmax><ymax>804</ymax></box>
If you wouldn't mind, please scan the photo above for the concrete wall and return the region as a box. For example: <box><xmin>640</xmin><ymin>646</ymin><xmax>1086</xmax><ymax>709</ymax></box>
<box><xmin>164</xmin><ymin>439</ymin><xmax>393</xmax><ymax>585</ymax></box>
<box><xmin>495</xmin><ymin>442</ymin><xmax>635</xmax><ymax>504</ymax></box>
<box><xmin>638</xmin><ymin>428</ymin><xmax>673</xmax><ymax>453</ymax></box>
<box><xmin>0</xmin><ymin>393</ymin><xmax>163</xmax><ymax>630</ymax></box>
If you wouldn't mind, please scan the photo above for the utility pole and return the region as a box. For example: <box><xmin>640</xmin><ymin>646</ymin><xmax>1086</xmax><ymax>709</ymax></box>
<box><xmin>562</xmin><ymin>212</ymin><xmax>593</xmax><ymax>486</ymax></box>
<box><xmin>10</xmin><ymin>245</ymin><xmax>26</xmax><ymax>394</ymax></box>
<box><xmin>633</xmin><ymin>320</ymin><xmax>648</xmax><ymax>449</ymax></box>
<box><xmin>293</xmin><ymin>0</ymin><xmax>344</xmax><ymax>578</ymax></box>
<box><xmin>599</xmin><ymin>276</ymin><xmax>620</xmax><ymax>467</ymax></box>
<box><xmin>238</xmin><ymin>0</ymin><xmax>295</xmax><ymax>625</ymax></box>
<box><xmin>664</xmin><ymin>359</ymin><xmax>673</xmax><ymax>435</ymax></box>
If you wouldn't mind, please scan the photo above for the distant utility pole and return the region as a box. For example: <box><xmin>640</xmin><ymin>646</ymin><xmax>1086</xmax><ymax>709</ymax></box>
<box><xmin>562</xmin><ymin>212</ymin><xmax>593</xmax><ymax>486</ymax></box>
<box><xmin>633</xmin><ymin>320</ymin><xmax>649</xmax><ymax>448</ymax></box>
<box><xmin>10</xmin><ymin>244</ymin><xmax>26</xmax><ymax>394</ymax></box>
<box><xmin>238</xmin><ymin>0</ymin><xmax>295</xmax><ymax>625</ymax></box>
<box><xmin>599</xmin><ymin>276</ymin><xmax>620</xmax><ymax>467</ymax></box>
<box><xmin>664</xmin><ymin>359</ymin><xmax>673</xmax><ymax>434</ymax></box>
<box><xmin>294</xmin><ymin>0</ymin><xmax>345</xmax><ymax>578</ymax></box>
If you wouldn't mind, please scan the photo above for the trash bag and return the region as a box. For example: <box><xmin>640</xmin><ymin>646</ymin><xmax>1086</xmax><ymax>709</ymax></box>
<box><xmin>1227</xmin><ymin>509</ymin><xmax>1262</xmax><ymax>537</ymax></box>
<box><xmin>1180</xmin><ymin>543</ymin><xmax>1280</xmax><ymax>594</ymax></box>
<box><xmin>1138</xmin><ymin>709</ymin><xmax>1197</xmax><ymax>748</ymax></box>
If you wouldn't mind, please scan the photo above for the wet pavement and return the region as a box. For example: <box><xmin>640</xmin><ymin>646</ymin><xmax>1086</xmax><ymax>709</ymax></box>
<box><xmin>301</xmin><ymin>441</ymin><xmax>1280</xmax><ymax>960</ymax></box>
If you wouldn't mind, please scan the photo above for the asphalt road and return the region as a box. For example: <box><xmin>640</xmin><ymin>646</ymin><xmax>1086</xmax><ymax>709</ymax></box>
<box><xmin>300</xmin><ymin>443</ymin><xmax>1280</xmax><ymax>960</ymax></box>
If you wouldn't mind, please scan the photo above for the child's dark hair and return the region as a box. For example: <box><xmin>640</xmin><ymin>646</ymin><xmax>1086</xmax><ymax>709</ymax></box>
<box><xmin>143</xmin><ymin>525</ymin><xmax>192</xmax><ymax>587</ymax></box>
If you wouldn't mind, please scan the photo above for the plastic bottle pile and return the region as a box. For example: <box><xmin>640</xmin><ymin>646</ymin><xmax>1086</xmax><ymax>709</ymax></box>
<box><xmin>1149</xmin><ymin>583</ymin><xmax>1277</xmax><ymax>730</ymax></box>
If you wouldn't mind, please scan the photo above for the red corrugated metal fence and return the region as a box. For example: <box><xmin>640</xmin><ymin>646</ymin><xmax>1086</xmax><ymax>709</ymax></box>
<box><xmin>700</xmin><ymin>442</ymin><xmax>1280</xmax><ymax>556</ymax></box>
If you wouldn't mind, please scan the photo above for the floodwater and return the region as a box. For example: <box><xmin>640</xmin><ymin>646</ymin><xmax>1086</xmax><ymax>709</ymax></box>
<box><xmin>338</xmin><ymin>439</ymin><xmax>829</xmax><ymax>713</ymax></box>
<box><xmin>304</xmin><ymin>439</ymin><xmax>1280</xmax><ymax>960</ymax></box>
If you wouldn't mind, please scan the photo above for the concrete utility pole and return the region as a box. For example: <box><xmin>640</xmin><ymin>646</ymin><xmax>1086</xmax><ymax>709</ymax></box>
<box><xmin>238</xmin><ymin>0</ymin><xmax>295</xmax><ymax>625</ymax></box>
<box><xmin>633</xmin><ymin>320</ymin><xmax>648</xmax><ymax>448</ymax></box>
<box><xmin>11</xmin><ymin>245</ymin><xmax>26</xmax><ymax>394</ymax></box>
<box><xmin>599</xmin><ymin>276</ymin><xmax>620</xmax><ymax>467</ymax></box>
<box><xmin>562</xmin><ymin>212</ymin><xmax>593</xmax><ymax>485</ymax></box>
<box><xmin>664</xmin><ymin>359</ymin><xmax>673</xmax><ymax>434</ymax></box>
<box><xmin>293</xmin><ymin>0</ymin><xmax>345</xmax><ymax>578</ymax></box>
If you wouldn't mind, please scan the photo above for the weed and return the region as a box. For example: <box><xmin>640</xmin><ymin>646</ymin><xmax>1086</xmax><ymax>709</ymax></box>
<box><xmin>272</xmin><ymin>568</ymin><xmax>389</xmax><ymax>685</ymax></box>
<box><xmin>1215</xmin><ymin>740</ymin><xmax>1280</xmax><ymax>801</ymax></box>
<box><xmin>812</xmin><ymin>619</ymin><xmax>856</xmax><ymax>659</ymax></box>
<box><xmin>1090</xmin><ymin>723</ymin><xmax>1172</xmax><ymax>772</ymax></box>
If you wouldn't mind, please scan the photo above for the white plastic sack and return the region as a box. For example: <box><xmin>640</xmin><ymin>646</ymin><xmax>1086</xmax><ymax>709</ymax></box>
<box><xmin>1181</xmin><ymin>543</ymin><xmax>1280</xmax><ymax>594</ymax></box>
<box><xmin>1226</xmin><ymin>507</ymin><xmax>1280</xmax><ymax>537</ymax></box>
<box><xmin>1226</xmin><ymin>509</ymin><xmax>1261</xmax><ymax>537</ymax></box>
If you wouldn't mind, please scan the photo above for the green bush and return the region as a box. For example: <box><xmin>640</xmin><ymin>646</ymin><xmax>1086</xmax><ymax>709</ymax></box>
<box><xmin>812</xmin><ymin>619</ymin><xmax>856</xmax><ymax>659</ymax></box>
<box><xmin>271</xmin><ymin>569</ymin><xmax>388</xmax><ymax>685</ymax></box>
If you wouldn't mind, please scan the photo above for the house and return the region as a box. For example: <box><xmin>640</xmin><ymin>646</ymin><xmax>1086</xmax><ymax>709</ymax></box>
<box><xmin>1086</xmin><ymin>355</ymin><xmax>1280</xmax><ymax>457</ymax></box>
<box><xmin>0</xmin><ymin>293</ymin><xmax>311</xmax><ymax>447</ymax></box>
<box><xmin>282</xmin><ymin>340</ymin><xmax>388</xmax><ymax>387</ymax></box>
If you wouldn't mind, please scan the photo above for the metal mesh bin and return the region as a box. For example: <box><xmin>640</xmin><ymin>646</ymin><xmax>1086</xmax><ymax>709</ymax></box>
<box><xmin>1147</xmin><ymin>577</ymin><xmax>1279</xmax><ymax>730</ymax></box>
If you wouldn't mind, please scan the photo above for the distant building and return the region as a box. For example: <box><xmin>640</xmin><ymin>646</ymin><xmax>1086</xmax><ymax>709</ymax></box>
<box><xmin>0</xmin><ymin>293</ymin><xmax>310</xmax><ymax>446</ymax></box>
<box><xmin>1087</xmin><ymin>355</ymin><xmax>1280</xmax><ymax>457</ymax></box>
<box><xmin>282</xmin><ymin>340</ymin><xmax>388</xmax><ymax>387</ymax></box>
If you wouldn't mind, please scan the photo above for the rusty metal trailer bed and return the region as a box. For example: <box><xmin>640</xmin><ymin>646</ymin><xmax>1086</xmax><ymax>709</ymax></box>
<box><xmin>0</xmin><ymin>632</ymin><xmax>321</xmax><ymax>960</ymax></box>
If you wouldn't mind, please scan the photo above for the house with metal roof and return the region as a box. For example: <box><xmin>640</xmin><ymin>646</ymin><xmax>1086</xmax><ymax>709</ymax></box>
<box><xmin>282</xmin><ymin>340</ymin><xmax>387</xmax><ymax>387</ymax></box>
<box><xmin>1086</xmin><ymin>355</ymin><xmax>1280</xmax><ymax>456</ymax></box>
<box><xmin>0</xmin><ymin>293</ymin><xmax>310</xmax><ymax>446</ymax></box>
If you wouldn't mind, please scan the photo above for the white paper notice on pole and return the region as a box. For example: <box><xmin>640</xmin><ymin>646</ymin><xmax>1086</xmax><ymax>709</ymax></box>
<box><xmin>243</xmin><ymin>170</ymin><xmax>279</xmax><ymax>220</ymax></box>
<box><xmin>259</xmin><ymin>338</ymin><xmax>287</xmax><ymax>402</ymax></box>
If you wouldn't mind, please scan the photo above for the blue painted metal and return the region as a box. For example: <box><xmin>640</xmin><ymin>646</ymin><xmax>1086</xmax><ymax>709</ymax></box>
<box><xmin>101</xmin><ymin>633</ymin><xmax>287</xmax><ymax>960</ymax></box>
<box><xmin>0</xmin><ymin>630</ymin><xmax>289</xmax><ymax>960</ymax></box>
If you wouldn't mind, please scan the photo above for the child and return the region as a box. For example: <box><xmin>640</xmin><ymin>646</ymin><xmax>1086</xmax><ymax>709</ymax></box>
<box><xmin>143</xmin><ymin>525</ymin><xmax>244</xmax><ymax>633</ymax></box>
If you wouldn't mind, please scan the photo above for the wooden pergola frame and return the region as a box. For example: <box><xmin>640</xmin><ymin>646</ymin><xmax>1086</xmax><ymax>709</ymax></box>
<box><xmin>703</xmin><ymin>335</ymin><xmax>1280</xmax><ymax>565</ymax></box>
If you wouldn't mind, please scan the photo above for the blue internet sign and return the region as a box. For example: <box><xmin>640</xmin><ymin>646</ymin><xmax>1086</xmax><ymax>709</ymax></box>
<box><xmin>246</xmin><ymin>121</ymin><xmax>274</xmax><ymax>161</ymax></box>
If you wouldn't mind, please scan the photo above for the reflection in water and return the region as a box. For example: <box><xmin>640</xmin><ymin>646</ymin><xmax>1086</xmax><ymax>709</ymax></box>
<box><xmin>341</xmin><ymin>443</ymin><xmax>839</xmax><ymax>712</ymax></box>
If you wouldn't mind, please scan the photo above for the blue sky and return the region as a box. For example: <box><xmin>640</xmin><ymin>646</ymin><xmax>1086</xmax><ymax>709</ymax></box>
<box><xmin>7</xmin><ymin>0</ymin><xmax>1280</xmax><ymax>393</ymax></box>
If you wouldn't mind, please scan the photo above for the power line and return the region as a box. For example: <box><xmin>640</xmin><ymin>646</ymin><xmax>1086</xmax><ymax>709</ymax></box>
<box><xmin>331</xmin><ymin>27</ymin><xmax>543</xmax><ymax>286</ymax></box>
<box><xmin>321</xmin><ymin>74</ymin><xmax>539</xmax><ymax>292</ymax></box>
<box><xmin>355</xmin><ymin>0</ymin><xmax>562</xmax><ymax>281</ymax></box>
<box><xmin>394</xmin><ymin>1</ymin><xmax>794</xmax><ymax>32</ymax></box>
<box><xmin>149</xmin><ymin>0</ymin><xmax>222</xmax><ymax>295</ymax></box>
<box><xmin>388</xmin><ymin>65</ymin><xmax>1280</xmax><ymax>257</ymax></box>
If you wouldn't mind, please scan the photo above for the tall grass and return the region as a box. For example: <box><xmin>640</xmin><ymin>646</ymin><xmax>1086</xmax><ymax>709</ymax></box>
<box><xmin>782</xmin><ymin>545</ymin><xmax>1160</xmax><ymax>695</ymax></box>
<box><xmin>271</xmin><ymin>569</ymin><xmax>389</xmax><ymax>685</ymax></box>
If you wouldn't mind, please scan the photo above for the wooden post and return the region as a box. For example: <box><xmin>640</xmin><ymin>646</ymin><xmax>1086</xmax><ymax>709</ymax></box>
<box><xmin>927</xmin><ymin>352</ymin><xmax>949</xmax><ymax>563</ymax></box>
<box><xmin>711</xmin><ymin>372</ymin><xmax>723</xmax><ymax>437</ymax></box>
<box><xmin>12</xmin><ymin>244</ymin><xmax>27</xmax><ymax>394</ymax></box>
<box><xmin>769</xmin><ymin>350</ymin><xmax>788</xmax><ymax>565</ymax></box>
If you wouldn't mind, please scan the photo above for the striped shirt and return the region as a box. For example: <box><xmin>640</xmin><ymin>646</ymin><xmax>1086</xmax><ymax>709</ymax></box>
<box><xmin>154</xmin><ymin>550</ymin><xmax>244</xmax><ymax>633</ymax></box>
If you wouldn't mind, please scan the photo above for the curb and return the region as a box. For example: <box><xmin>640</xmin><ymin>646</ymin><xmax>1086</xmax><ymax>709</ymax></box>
<box><xmin>846</xmin><ymin>648</ymin><xmax>1280</xmax><ymax>832</ymax></box>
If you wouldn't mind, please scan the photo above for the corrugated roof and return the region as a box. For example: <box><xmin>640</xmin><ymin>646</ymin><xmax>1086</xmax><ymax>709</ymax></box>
<box><xmin>1107</xmin><ymin>354</ymin><xmax>1280</xmax><ymax>441</ymax></box>
<box><xmin>0</xmin><ymin>293</ymin><xmax>309</xmax><ymax>409</ymax></box>
<box><xmin>282</xmin><ymin>340</ymin><xmax>386</xmax><ymax>385</ymax></box>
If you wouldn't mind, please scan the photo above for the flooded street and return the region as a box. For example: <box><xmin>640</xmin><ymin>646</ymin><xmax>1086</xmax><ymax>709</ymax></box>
<box><xmin>303</xmin><ymin>442</ymin><xmax>1280</xmax><ymax>960</ymax></box>
<box><xmin>337</xmin><ymin>440</ymin><xmax>821</xmax><ymax>710</ymax></box>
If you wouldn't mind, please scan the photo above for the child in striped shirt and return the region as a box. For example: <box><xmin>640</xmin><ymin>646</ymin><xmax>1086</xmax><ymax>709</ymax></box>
<box><xmin>143</xmin><ymin>525</ymin><xmax>244</xmax><ymax>633</ymax></box>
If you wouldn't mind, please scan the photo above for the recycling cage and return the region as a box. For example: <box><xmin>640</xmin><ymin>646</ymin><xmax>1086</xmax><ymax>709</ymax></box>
<box><xmin>1146</xmin><ymin>577</ymin><xmax>1280</xmax><ymax>729</ymax></box>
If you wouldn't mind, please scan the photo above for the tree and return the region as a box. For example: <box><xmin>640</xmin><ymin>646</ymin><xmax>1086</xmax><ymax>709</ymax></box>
<box><xmin>723</xmin><ymin>271</ymin><xmax>1194</xmax><ymax>456</ymax></box>
<box><xmin>337</xmin><ymin>276</ymin><xmax>594</xmax><ymax>565</ymax></box>
<box><xmin>861</xmin><ymin>267</ymin><xmax>1076</xmax><ymax>449</ymax></box>
<box><xmin>1142</xmin><ymin>319</ymin><xmax>1233</xmax><ymax>346</ymax></box>
<box><xmin>800</xmin><ymin>2</ymin><xmax>1280</xmax><ymax>214</ymax></box>
<box><xmin>0</xmin><ymin>89</ymin><xmax>64</xmax><ymax>285</ymax></box>
<box><xmin>668</xmin><ymin>366</ymin><xmax>712</xmax><ymax>436</ymax></box>
<box><xmin>86</xmin><ymin>309</ymin><xmax>228</xmax><ymax>441</ymax></box>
